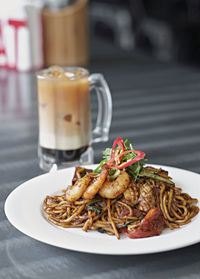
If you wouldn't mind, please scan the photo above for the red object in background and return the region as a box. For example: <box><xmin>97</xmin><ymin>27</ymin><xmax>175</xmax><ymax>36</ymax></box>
<box><xmin>0</xmin><ymin>3</ymin><xmax>44</xmax><ymax>72</ymax></box>
<box><xmin>7</xmin><ymin>19</ymin><xmax>27</xmax><ymax>71</ymax></box>
<box><xmin>0</xmin><ymin>20</ymin><xmax>7</xmax><ymax>66</ymax></box>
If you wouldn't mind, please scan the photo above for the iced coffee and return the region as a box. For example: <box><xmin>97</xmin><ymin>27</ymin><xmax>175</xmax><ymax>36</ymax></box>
<box><xmin>37</xmin><ymin>66</ymin><xmax>112</xmax><ymax>171</ymax></box>
<box><xmin>37</xmin><ymin>66</ymin><xmax>91</xmax><ymax>169</ymax></box>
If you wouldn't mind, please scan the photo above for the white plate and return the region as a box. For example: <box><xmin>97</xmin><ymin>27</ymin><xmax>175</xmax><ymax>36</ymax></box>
<box><xmin>4</xmin><ymin>164</ymin><xmax>200</xmax><ymax>255</ymax></box>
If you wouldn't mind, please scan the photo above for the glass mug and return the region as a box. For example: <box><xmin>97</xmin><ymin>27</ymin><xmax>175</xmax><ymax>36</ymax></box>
<box><xmin>37</xmin><ymin>66</ymin><xmax>112</xmax><ymax>171</ymax></box>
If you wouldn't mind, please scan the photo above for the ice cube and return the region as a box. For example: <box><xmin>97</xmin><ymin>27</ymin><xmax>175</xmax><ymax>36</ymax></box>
<box><xmin>65</xmin><ymin>69</ymin><xmax>83</xmax><ymax>80</ymax></box>
<box><xmin>65</xmin><ymin>71</ymin><xmax>75</xmax><ymax>79</ymax></box>
<box><xmin>44</xmin><ymin>66</ymin><xmax>66</xmax><ymax>78</ymax></box>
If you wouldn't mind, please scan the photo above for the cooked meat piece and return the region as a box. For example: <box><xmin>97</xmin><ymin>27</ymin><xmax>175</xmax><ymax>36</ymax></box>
<box><xmin>138</xmin><ymin>183</ymin><xmax>159</xmax><ymax>212</ymax></box>
<box><xmin>122</xmin><ymin>208</ymin><xmax>164</xmax><ymax>239</ymax></box>
<box><xmin>123</xmin><ymin>181</ymin><xmax>139</xmax><ymax>205</ymax></box>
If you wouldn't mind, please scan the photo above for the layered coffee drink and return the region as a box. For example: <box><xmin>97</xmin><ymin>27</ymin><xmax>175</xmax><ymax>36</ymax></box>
<box><xmin>37</xmin><ymin>66</ymin><xmax>91</xmax><ymax>167</ymax></box>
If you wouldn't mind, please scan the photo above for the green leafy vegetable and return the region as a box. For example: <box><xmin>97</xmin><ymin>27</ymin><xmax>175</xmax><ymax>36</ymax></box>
<box><xmin>94</xmin><ymin>138</ymin><xmax>174</xmax><ymax>185</ymax></box>
<box><xmin>86</xmin><ymin>205</ymin><xmax>102</xmax><ymax>215</ymax></box>
<box><xmin>94</xmin><ymin>139</ymin><xmax>146</xmax><ymax>180</ymax></box>
<box><xmin>124</xmin><ymin>139</ymin><xmax>133</xmax><ymax>150</ymax></box>
<box><xmin>139</xmin><ymin>169</ymin><xmax>174</xmax><ymax>185</ymax></box>
<box><xmin>86</xmin><ymin>200</ymin><xmax>102</xmax><ymax>215</ymax></box>
<box><xmin>98</xmin><ymin>228</ymin><xmax>107</xmax><ymax>233</ymax></box>
<box><xmin>102</xmin><ymin>148</ymin><xmax>112</xmax><ymax>161</ymax></box>
<box><xmin>117</xmin><ymin>220</ymin><xmax>134</xmax><ymax>229</ymax></box>
<box><xmin>86</xmin><ymin>199</ymin><xmax>101</xmax><ymax>206</ymax></box>
<box><xmin>94</xmin><ymin>159</ymin><xmax>107</xmax><ymax>174</ymax></box>
<box><xmin>108</xmin><ymin>168</ymin><xmax>121</xmax><ymax>179</ymax></box>
<box><xmin>139</xmin><ymin>213</ymin><xmax>146</xmax><ymax>220</ymax></box>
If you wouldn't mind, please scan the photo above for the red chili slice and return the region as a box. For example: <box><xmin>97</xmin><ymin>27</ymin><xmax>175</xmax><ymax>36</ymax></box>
<box><xmin>105</xmin><ymin>149</ymin><xmax>145</xmax><ymax>170</ymax></box>
<box><xmin>117</xmin><ymin>150</ymin><xmax>146</xmax><ymax>169</ymax></box>
<box><xmin>111</xmin><ymin>137</ymin><xmax>125</xmax><ymax>160</ymax></box>
<box><xmin>103</xmin><ymin>138</ymin><xmax>145</xmax><ymax>170</ymax></box>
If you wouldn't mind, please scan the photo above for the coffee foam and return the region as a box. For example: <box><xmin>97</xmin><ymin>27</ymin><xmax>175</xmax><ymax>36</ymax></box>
<box><xmin>39</xmin><ymin>66</ymin><xmax>88</xmax><ymax>81</ymax></box>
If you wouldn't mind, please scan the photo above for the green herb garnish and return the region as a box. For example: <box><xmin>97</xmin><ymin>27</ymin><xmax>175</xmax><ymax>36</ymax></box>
<box><xmin>86</xmin><ymin>200</ymin><xmax>102</xmax><ymax>215</ymax></box>
<box><xmin>94</xmin><ymin>138</ymin><xmax>174</xmax><ymax>185</ymax></box>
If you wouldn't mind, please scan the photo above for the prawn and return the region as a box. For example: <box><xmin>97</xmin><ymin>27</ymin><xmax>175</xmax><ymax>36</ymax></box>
<box><xmin>99</xmin><ymin>171</ymin><xmax>130</xmax><ymax>199</ymax></box>
<box><xmin>82</xmin><ymin>169</ymin><xmax>108</xmax><ymax>199</ymax></box>
<box><xmin>66</xmin><ymin>174</ymin><xmax>91</xmax><ymax>202</ymax></box>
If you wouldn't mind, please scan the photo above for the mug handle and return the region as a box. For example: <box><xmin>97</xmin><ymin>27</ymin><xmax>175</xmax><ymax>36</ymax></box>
<box><xmin>89</xmin><ymin>73</ymin><xmax>112</xmax><ymax>143</ymax></box>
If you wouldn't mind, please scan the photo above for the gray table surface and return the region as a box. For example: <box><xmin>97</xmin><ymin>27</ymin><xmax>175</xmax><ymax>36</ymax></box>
<box><xmin>1</xmin><ymin>39</ymin><xmax>200</xmax><ymax>279</ymax></box>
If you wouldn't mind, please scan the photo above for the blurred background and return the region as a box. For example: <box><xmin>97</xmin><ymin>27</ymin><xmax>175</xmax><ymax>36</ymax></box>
<box><xmin>1</xmin><ymin>0</ymin><xmax>200</xmax><ymax>70</ymax></box>
<box><xmin>90</xmin><ymin>0</ymin><xmax>200</xmax><ymax>64</ymax></box>
<box><xmin>1</xmin><ymin>0</ymin><xmax>200</xmax><ymax>170</ymax></box>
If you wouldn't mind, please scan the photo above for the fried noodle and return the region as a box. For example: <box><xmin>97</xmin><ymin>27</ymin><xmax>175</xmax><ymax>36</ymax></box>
<box><xmin>43</xmin><ymin>167</ymin><xmax>199</xmax><ymax>239</ymax></box>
